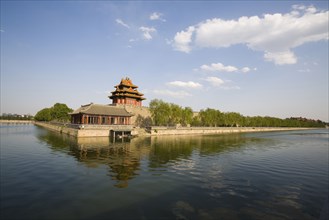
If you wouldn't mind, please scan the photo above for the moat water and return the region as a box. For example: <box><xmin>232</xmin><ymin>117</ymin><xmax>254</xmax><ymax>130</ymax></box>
<box><xmin>1</xmin><ymin>125</ymin><xmax>328</xmax><ymax>220</ymax></box>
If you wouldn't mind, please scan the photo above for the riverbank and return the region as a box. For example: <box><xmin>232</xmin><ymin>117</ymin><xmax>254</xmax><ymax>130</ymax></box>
<box><xmin>34</xmin><ymin>121</ymin><xmax>315</xmax><ymax>138</ymax></box>
<box><xmin>147</xmin><ymin>126</ymin><xmax>313</xmax><ymax>136</ymax></box>
<box><xmin>34</xmin><ymin>122</ymin><xmax>133</xmax><ymax>138</ymax></box>
<box><xmin>0</xmin><ymin>120</ymin><xmax>34</xmax><ymax>124</ymax></box>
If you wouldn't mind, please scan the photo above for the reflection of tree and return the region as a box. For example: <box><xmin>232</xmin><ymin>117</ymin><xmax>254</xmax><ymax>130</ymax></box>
<box><xmin>35</xmin><ymin>127</ymin><xmax>78</xmax><ymax>152</ymax></box>
<box><xmin>197</xmin><ymin>134</ymin><xmax>253</xmax><ymax>155</ymax></box>
<box><xmin>35</xmin><ymin>129</ymin><xmax>149</xmax><ymax>188</ymax></box>
<box><xmin>149</xmin><ymin>136</ymin><xmax>194</xmax><ymax>168</ymax></box>
<box><xmin>107</xmin><ymin>147</ymin><xmax>140</xmax><ymax>188</ymax></box>
<box><xmin>36</xmin><ymin>129</ymin><xmax>262</xmax><ymax>188</ymax></box>
<box><xmin>148</xmin><ymin>134</ymin><xmax>261</xmax><ymax>169</ymax></box>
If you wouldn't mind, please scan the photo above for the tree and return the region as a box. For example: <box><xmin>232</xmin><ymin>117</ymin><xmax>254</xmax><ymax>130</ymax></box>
<box><xmin>34</xmin><ymin>103</ymin><xmax>73</xmax><ymax>122</ymax></box>
<box><xmin>181</xmin><ymin>107</ymin><xmax>193</xmax><ymax>126</ymax></box>
<box><xmin>34</xmin><ymin>108</ymin><xmax>52</xmax><ymax>121</ymax></box>
<box><xmin>148</xmin><ymin>99</ymin><xmax>326</xmax><ymax>128</ymax></box>
<box><xmin>169</xmin><ymin>103</ymin><xmax>182</xmax><ymax>126</ymax></box>
<box><xmin>149</xmin><ymin>99</ymin><xmax>171</xmax><ymax>126</ymax></box>
<box><xmin>51</xmin><ymin>103</ymin><xmax>73</xmax><ymax>122</ymax></box>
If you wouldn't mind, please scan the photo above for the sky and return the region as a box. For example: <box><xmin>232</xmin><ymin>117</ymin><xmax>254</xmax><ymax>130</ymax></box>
<box><xmin>1</xmin><ymin>1</ymin><xmax>328</xmax><ymax>121</ymax></box>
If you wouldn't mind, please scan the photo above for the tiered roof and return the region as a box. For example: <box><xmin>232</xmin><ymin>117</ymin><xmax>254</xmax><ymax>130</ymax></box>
<box><xmin>70</xmin><ymin>103</ymin><xmax>132</xmax><ymax>116</ymax></box>
<box><xmin>109</xmin><ymin>77</ymin><xmax>146</xmax><ymax>101</ymax></box>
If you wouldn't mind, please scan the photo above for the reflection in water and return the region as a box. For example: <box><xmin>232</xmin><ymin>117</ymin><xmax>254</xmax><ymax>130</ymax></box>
<box><xmin>3</xmin><ymin>126</ymin><xmax>328</xmax><ymax>220</ymax></box>
<box><xmin>36</xmin><ymin>130</ymin><xmax>259</xmax><ymax>188</ymax></box>
<box><xmin>36</xmin><ymin>130</ymin><xmax>145</xmax><ymax>188</ymax></box>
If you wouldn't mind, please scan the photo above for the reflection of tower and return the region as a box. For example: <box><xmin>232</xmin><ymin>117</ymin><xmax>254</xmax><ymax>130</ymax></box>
<box><xmin>109</xmin><ymin>77</ymin><xmax>146</xmax><ymax>107</ymax></box>
<box><xmin>108</xmin><ymin>148</ymin><xmax>140</xmax><ymax>188</ymax></box>
<box><xmin>70</xmin><ymin>137</ymin><xmax>151</xmax><ymax>188</ymax></box>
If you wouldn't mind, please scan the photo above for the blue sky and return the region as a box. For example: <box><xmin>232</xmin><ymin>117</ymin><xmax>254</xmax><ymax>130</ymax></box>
<box><xmin>1</xmin><ymin>1</ymin><xmax>328</xmax><ymax>121</ymax></box>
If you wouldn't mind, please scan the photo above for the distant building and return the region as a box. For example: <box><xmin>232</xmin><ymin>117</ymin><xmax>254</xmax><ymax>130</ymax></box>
<box><xmin>109</xmin><ymin>77</ymin><xmax>146</xmax><ymax>107</ymax></box>
<box><xmin>70</xmin><ymin>77</ymin><xmax>148</xmax><ymax>125</ymax></box>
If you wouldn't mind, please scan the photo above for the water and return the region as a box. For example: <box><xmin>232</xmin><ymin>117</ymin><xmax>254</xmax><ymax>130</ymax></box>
<box><xmin>0</xmin><ymin>125</ymin><xmax>328</xmax><ymax>220</ymax></box>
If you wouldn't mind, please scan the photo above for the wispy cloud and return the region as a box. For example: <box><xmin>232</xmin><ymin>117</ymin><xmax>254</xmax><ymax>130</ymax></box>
<box><xmin>199</xmin><ymin>62</ymin><xmax>253</xmax><ymax>73</ymax></box>
<box><xmin>139</xmin><ymin>26</ymin><xmax>156</xmax><ymax>40</ymax></box>
<box><xmin>204</xmin><ymin>76</ymin><xmax>225</xmax><ymax>87</ymax></box>
<box><xmin>150</xmin><ymin>12</ymin><xmax>166</xmax><ymax>22</ymax></box>
<box><xmin>115</xmin><ymin>19</ymin><xmax>130</xmax><ymax>29</ymax></box>
<box><xmin>201</xmin><ymin>63</ymin><xmax>238</xmax><ymax>72</ymax></box>
<box><xmin>167</xmin><ymin>81</ymin><xmax>202</xmax><ymax>89</ymax></box>
<box><xmin>153</xmin><ymin>89</ymin><xmax>191</xmax><ymax>98</ymax></box>
<box><xmin>203</xmin><ymin>76</ymin><xmax>240</xmax><ymax>90</ymax></box>
<box><xmin>173</xmin><ymin>5</ymin><xmax>328</xmax><ymax>65</ymax></box>
<box><xmin>173</xmin><ymin>26</ymin><xmax>195</xmax><ymax>53</ymax></box>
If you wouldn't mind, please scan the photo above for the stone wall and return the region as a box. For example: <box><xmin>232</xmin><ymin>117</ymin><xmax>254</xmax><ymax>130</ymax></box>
<box><xmin>35</xmin><ymin>121</ymin><xmax>312</xmax><ymax>138</ymax></box>
<box><xmin>34</xmin><ymin>122</ymin><xmax>133</xmax><ymax>138</ymax></box>
<box><xmin>148</xmin><ymin>126</ymin><xmax>311</xmax><ymax>136</ymax></box>
<box><xmin>34</xmin><ymin>122</ymin><xmax>79</xmax><ymax>136</ymax></box>
<box><xmin>122</xmin><ymin>105</ymin><xmax>152</xmax><ymax>125</ymax></box>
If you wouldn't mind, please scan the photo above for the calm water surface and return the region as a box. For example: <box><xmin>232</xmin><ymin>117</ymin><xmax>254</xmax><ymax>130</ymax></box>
<box><xmin>0</xmin><ymin>125</ymin><xmax>328</xmax><ymax>220</ymax></box>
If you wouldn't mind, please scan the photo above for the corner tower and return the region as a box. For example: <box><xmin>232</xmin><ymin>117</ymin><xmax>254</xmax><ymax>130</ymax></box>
<box><xmin>109</xmin><ymin>77</ymin><xmax>146</xmax><ymax>106</ymax></box>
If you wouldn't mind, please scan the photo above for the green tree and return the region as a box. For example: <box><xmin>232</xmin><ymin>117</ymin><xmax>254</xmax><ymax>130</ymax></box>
<box><xmin>149</xmin><ymin>99</ymin><xmax>172</xmax><ymax>126</ymax></box>
<box><xmin>169</xmin><ymin>103</ymin><xmax>182</xmax><ymax>126</ymax></box>
<box><xmin>51</xmin><ymin>103</ymin><xmax>73</xmax><ymax>122</ymax></box>
<box><xmin>181</xmin><ymin>107</ymin><xmax>193</xmax><ymax>126</ymax></box>
<box><xmin>34</xmin><ymin>103</ymin><xmax>72</xmax><ymax>122</ymax></box>
<box><xmin>34</xmin><ymin>108</ymin><xmax>52</xmax><ymax>121</ymax></box>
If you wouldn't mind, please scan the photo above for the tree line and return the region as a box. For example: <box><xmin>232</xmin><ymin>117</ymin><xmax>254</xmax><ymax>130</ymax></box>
<box><xmin>147</xmin><ymin>99</ymin><xmax>326</xmax><ymax>128</ymax></box>
<box><xmin>149</xmin><ymin>99</ymin><xmax>194</xmax><ymax>126</ymax></box>
<box><xmin>0</xmin><ymin>114</ymin><xmax>33</xmax><ymax>121</ymax></box>
<box><xmin>34</xmin><ymin>103</ymin><xmax>73</xmax><ymax>122</ymax></box>
<box><xmin>33</xmin><ymin>100</ymin><xmax>326</xmax><ymax>128</ymax></box>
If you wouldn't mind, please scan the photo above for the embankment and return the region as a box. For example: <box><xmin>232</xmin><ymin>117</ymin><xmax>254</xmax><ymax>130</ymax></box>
<box><xmin>34</xmin><ymin>121</ymin><xmax>314</xmax><ymax>138</ymax></box>
<box><xmin>0</xmin><ymin>120</ymin><xmax>34</xmax><ymax>124</ymax></box>
<box><xmin>147</xmin><ymin>126</ymin><xmax>312</xmax><ymax>136</ymax></box>
<box><xmin>34</xmin><ymin>122</ymin><xmax>133</xmax><ymax>138</ymax></box>
<box><xmin>34</xmin><ymin>122</ymin><xmax>79</xmax><ymax>136</ymax></box>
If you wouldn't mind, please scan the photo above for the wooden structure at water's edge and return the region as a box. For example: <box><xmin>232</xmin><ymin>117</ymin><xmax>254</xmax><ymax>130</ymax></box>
<box><xmin>68</xmin><ymin>77</ymin><xmax>147</xmax><ymax>137</ymax></box>
<box><xmin>70</xmin><ymin>103</ymin><xmax>132</xmax><ymax>125</ymax></box>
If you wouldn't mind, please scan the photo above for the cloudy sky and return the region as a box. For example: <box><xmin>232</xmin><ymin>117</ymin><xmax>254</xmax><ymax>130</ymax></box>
<box><xmin>1</xmin><ymin>1</ymin><xmax>328</xmax><ymax>121</ymax></box>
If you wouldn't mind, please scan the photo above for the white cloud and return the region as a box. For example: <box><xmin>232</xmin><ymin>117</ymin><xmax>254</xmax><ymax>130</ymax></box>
<box><xmin>153</xmin><ymin>90</ymin><xmax>191</xmax><ymax>98</ymax></box>
<box><xmin>241</xmin><ymin>67</ymin><xmax>251</xmax><ymax>73</ymax></box>
<box><xmin>173</xmin><ymin>5</ymin><xmax>328</xmax><ymax>65</ymax></box>
<box><xmin>200</xmin><ymin>63</ymin><xmax>238</xmax><ymax>72</ymax></box>
<box><xmin>204</xmin><ymin>77</ymin><xmax>240</xmax><ymax>90</ymax></box>
<box><xmin>264</xmin><ymin>50</ymin><xmax>297</xmax><ymax>65</ymax></box>
<box><xmin>200</xmin><ymin>62</ymin><xmax>253</xmax><ymax>73</ymax></box>
<box><xmin>115</xmin><ymin>19</ymin><xmax>130</xmax><ymax>29</ymax></box>
<box><xmin>204</xmin><ymin>76</ymin><xmax>225</xmax><ymax>87</ymax></box>
<box><xmin>150</xmin><ymin>12</ymin><xmax>166</xmax><ymax>21</ymax></box>
<box><xmin>139</xmin><ymin>26</ymin><xmax>157</xmax><ymax>40</ymax></box>
<box><xmin>173</xmin><ymin>26</ymin><xmax>195</xmax><ymax>53</ymax></box>
<box><xmin>167</xmin><ymin>81</ymin><xmax>203</xmax><ymax>89</ymax></box>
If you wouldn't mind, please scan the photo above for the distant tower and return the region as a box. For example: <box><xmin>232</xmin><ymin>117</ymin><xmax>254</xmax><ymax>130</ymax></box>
<box><xmin>109</xmin><ymin>77</ymin><xmax>146</xmax><ymax>106</ymax></box>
